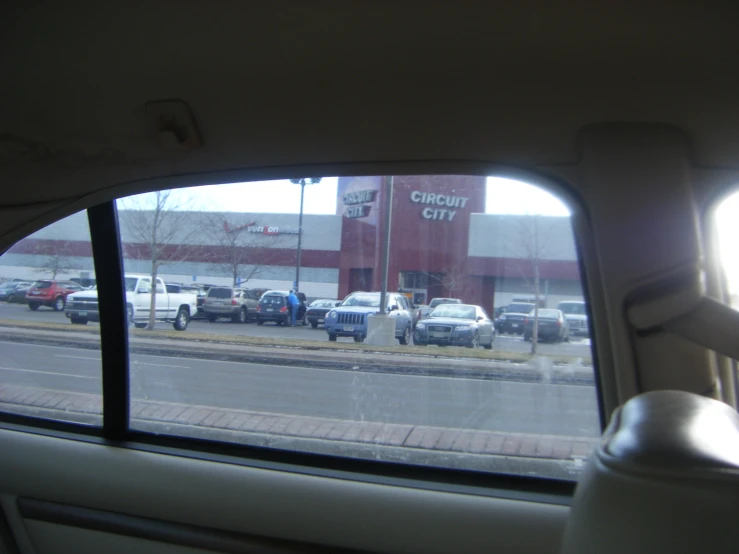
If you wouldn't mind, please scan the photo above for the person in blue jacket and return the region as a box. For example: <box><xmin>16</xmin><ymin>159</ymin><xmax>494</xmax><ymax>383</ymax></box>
<box><xmin>287</xmin><ymin>290</ymin><xmax>300</xmax><ymax>326</ymax></box>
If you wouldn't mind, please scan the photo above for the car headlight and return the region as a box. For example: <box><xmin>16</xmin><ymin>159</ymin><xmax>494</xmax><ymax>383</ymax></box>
<box><xmin>327</xmin><ymin>310</ymin><xmax>337</xmax><ymax>319</ymax></box>
<box><xmin>455</xmin><ymin>325</ymin><xmax>472</xmax><ymax>331</ymax></box>
<box><xmin>415</xmin><ymin>322</ymin><xmax>425</xmax><ymax>330</ymax></box>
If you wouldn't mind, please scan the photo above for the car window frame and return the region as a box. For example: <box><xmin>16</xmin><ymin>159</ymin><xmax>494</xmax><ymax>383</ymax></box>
<box><xmin>0</xmin><ymin>166</ymin><xmax>604</xmax><ymax>501</ymax></box>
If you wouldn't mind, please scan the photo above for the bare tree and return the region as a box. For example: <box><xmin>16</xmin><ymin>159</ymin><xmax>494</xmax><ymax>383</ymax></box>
<box><xmin>511</xmin><ymin>215</ymin><xmax>558</xmax><ymax>354</ymax></box>
<box><xmin>120</xmin><ymin>191</ymin><xmax>194</xmax><ymax>330</ymax></box>
<box><xmin>33</xmin><ymin>240</ymin><xmax>77</xmax><ymax>279</ymax></box>
<box><xmin>199</xmin><ymin>213</ymin><xmax>291</xmax><ymax>286</ymax></box>
<box><xmin>425</xmin><ymin>260</ymin><xmax>467</xmax><ymax>297</ymax></box>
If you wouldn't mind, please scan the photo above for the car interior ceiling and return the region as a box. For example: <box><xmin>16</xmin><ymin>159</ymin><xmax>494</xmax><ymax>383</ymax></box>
<box><xmin>3</xmin><ymin>3</ymin><xmax>739</xmax><ymax>554</ymax></box>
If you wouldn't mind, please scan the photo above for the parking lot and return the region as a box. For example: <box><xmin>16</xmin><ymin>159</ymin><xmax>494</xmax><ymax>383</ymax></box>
<box><xmin>0</xmin><ymin>302</ymin><xmax>592</xmax><ymax>357</ymax></box>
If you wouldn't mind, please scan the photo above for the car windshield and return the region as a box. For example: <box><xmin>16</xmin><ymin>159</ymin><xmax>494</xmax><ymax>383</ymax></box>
<box><xmin>31</xmin><ymin>281</ymin><xmax>52</xmax><ymax>289</ymax></box>
<box><xmin>124</xmin><ymin>277</ymin><xmax>143</xmax><ymax>292</ymax></box>
<box><xmin>0</xmin><ymin>283</ymin><xmax>15</xmax><ymax>290</ymax></box>
<box><xmin>342</xmin><ymin>294</ymin><xmax>381</xmax><ymax>308</ymax></box>
<box><xmin>559</xmin><ymin>303</ymin><xmax>586</xmax><ymax>315</ymax></box>
<box><xmin>534</xmin><ymin>309</ymin><xmax>560</xmax><ymax>318</ymax></box>
<box><xmin>311</xmin><ymin>300</ymin><xmax>336</xmax><ymax>308</ymax></box>
<box><xmin>429</xmin><ymin>298</ymin><xmax>458</xmax><ymax>308</ymax></box>
<box><xmin>507</xmin><ymin>303</ymin><xmax>534</xmax><ymax>313</ymax></box>
<box><xmin>430</xmin><ymin>305</ymin><xmax>476</xmax><ymax>319</ymax></box>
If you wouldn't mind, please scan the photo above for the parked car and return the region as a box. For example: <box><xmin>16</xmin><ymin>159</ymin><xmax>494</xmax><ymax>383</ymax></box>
<box><xmin>557</xmin><ymin>300</ymin><xmax>589</xmax><ymax>337</ymax></box>
<box><xmin>305</xmin><ymin>299</ymin><xmax>340</xmax><ymax>328</ymax></box>
<box><xmin>256</xmin><ymin>291</ymin><xmax>307</xmax><ymax>326</ymax></box>
<box><xmin>25</xmin><ymin>280</ymin><xmax>84</xmax><ymax>311</ymax></box>
<box><xmin>0</xmin><ymin>280</ymin><xmax>32</xmax><ymax>303</ymax></box>
<box><xmin>202</xmin><ymin>286</ymin><xmax>260</xmax><ymax>323</ymax></box>
<box><xmin>324</xmin><ymin>291</ymin><xmax>414</xmax><ymax>344</ymax></box>
<box><xmin>70</xmin><ymin>277</ymin><xmax>96</xmax><ymax>289</ymax></box>
<box><xmin>523</xmin><ymin>309</ymin><xmax>570</xmax><ymax>343</ymax></box>
<box><xmin>414</xmin><ymin>303</ymin><xmax>495</xmax><ymax>349</ymax></box>
<box><xmin>418</xmin><ymin>297</ymin><xmax>463</xmax><ymax>319</ymax></box>
<box><xmin>495</xmin><ymin>302</ymin><xmax>536</xmax><ymax>334</ymax></box>
<box><xmin>65</xmin><ymin>274</ymin><xmax>198</xmax><ymax>330</ymax></box>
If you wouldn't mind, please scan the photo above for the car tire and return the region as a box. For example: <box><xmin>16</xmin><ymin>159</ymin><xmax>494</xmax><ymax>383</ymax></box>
<box><xmin>233</xmin><ymin>307</ymin><xmax>247</xmax><ymax>324</ymax></box>
<box><xmin>399</xmin><ymin>325</ymin><xmax>411</xmax><ymax>345</ymax></box>
<box><xmin>6</xmin><ymin>294</ymin><xmax>14</xmax><ymax>303</ymax></box>
<box><xmin>328</xmin><ymin>333</ymin><xmax>337</xmax><ymax>342</ymax></box>
<box><xmin>354</xmin><ymin>335</ymin><xmax>363</xmax><ymax>343</ymax></box>
<box><xmin>70</xmin><ymin>317</ymin><xmax>88</xmax><ymax>325</ymax></box>
<box><xmin>134</xmin><ymin>322</ymin><xmax>147</xmax><ymax>329</ymax></box>
<box><xmin>126</xmin><ymin>305</ymin><xmax>134</xmax><ymax>327</ymax></box>
<box><xmin>523</xmin><ymin>332</ymin><xmax>531</xmax><ymax>342</ymax></box>
<box><xmin>53</xmin><ymin>296</ymin><xmax>66</xmax><ymax>312</ymax></box>
<box><xmin>256</xmin><ymin>319</ymin><xmax>264</xmax><ymax>326</ymax></box>
<box><xmin>173</xmin><ymin>307</ymin><xmax>189</xmax><ymax>331</ymax></box>
<box><xmin>28</xmin><ymin>302</ymin><xmax>39</xmax><ymax>311</ymax></box>
<box><xmin>483</xmin><ymin>337</ymin><xmax>493</xmax><ymax>350</ymax></box>
<box><xmin>467</xmin><ymin>332</ymin><xmax>480</xmax><ymax>349</ymax></box>
<box><xmin>310</xmin><ymin>321</ymin><xmax>318</xmax><ymax>329</ymax></box>
<box><xmin>206</xmin><ymin>314</ymin><xmax>217</xmax><ymax>322</ymax></box>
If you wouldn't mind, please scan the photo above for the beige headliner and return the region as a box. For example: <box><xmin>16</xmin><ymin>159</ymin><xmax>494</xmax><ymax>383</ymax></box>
<box><xmin>3</xmin><ymin>3</ymin><xmax>739</xmax><ymax>207</ymax></box>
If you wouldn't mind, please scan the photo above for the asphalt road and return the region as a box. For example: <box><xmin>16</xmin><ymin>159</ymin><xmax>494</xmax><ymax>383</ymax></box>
<box><xmin>0</xmin><ymin>302</ymin><xmax>593</xmax><ymax>357</ymax></box>
<box><xmin>0</xmin><ymin>340</ymin><xmax>600</xmax><ymax>437</ymax></box>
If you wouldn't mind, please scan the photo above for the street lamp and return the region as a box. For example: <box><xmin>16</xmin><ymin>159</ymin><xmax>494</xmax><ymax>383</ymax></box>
<box><xmin>289</xmin><ymin>178</ymin><xmax>322</xmax><ymax>293</ymax></box>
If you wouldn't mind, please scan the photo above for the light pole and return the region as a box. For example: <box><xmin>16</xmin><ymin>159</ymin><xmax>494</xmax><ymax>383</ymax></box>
<box><xmin>289</xmin><ymin>178</ymin><xmax>321</xmax><ymax>293</ymax></box>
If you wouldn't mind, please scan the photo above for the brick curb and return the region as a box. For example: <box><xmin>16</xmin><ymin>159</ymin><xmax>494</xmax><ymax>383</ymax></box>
<box><xmin>0</xmin><ymin>383</ymin><xmax>599</xmax><ymax>462</ymax></box>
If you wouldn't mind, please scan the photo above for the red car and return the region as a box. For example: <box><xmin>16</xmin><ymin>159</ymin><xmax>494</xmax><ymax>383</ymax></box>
<box><xmin>26</xmin><ymin>280</ymin><xmax>84</xmax><ymax>311</ymax></box>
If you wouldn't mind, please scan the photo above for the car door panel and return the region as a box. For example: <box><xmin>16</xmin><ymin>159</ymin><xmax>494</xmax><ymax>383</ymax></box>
<box><xmin>0</xmin><ymin>429</ymin><xmax>570</xmax><ymax>554</ymax></box>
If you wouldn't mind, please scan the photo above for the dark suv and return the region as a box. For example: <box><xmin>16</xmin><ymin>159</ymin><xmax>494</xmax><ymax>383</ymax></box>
<box><xmin>202</xmin><ymin>286</ymin><xmax>260</xmax><ymax>323</ymax></box>
<box><xmin>25</xmin><ymin>280</ymin><xmax>84</xmax><ymax>311</ymax></box>
<box><xmin>256</xmin><ymin>291</ymin><xmax>306</xmax><ymax>325</ymax></box>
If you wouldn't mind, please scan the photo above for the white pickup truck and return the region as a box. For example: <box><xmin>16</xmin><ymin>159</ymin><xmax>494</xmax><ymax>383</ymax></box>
<box><xmin>65</xmin><ymin>274</ymin><xmax>198</xmax><ymax>331</ymax></box>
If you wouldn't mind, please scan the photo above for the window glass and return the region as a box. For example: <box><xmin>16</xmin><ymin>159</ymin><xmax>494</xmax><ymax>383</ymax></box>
<box><xmin>0</xmin><ymin>210</ymin><xmax>102</xmax><ymax>426</ymax></box>
<box><xmin>208</xmin><ymin>288</ymin><xmax>232</xmax><ymax>299</ymax></box>
<box><xmin>114</xmin><ymin>176</ymin><xmax>598</xmax><ymax>480</ymax></box>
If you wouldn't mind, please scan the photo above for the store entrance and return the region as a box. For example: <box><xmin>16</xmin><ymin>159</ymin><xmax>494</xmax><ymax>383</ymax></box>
<box><xmin>349</xmin><ymin>268</ymin><xmax>373</xmax><ymax>293</ymax></box>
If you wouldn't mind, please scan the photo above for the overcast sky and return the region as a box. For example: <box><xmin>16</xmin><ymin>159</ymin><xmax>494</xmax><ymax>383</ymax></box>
<box><xmin>715</xmin><ymin>192</ymin><xmax>739</xmax><ymax>294</ymax></box>
<box><xmin>119</xmin><ymin>176</ymin><xmax>571</xmax><ymax>216</ymax></box>
<box><xmin>117</xmin><ymin>177</ymin><xmax>739</xmax><ymax>293</ymax></box>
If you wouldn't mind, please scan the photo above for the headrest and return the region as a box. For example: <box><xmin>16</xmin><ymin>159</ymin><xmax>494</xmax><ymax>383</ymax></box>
<box><xmin>561</xmin><ymin>390</ymin><xmax>739</xmax><ymax>554</ymax></box>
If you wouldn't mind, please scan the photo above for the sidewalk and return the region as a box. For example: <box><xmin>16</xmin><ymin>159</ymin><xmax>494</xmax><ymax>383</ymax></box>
<box><xmin>0</xmin><ymin>382</ymin><xmax>599</xmax><ymax>468</ymax></box>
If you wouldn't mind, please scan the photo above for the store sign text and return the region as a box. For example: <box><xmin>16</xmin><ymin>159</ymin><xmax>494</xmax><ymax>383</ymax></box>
<box><xmin>409</xmin><ymin>191</ymin><xmax>469</xmax><ymax>222</ymax></box>
<box><xmin>342</xmin><ymin>189</ymin><xmax>377</xmax><ymax>219</ymax></box>
<box><xmin>247</xmin><ymin>225</ymin><xmax>299</xmax><ymax>235</ymax></box>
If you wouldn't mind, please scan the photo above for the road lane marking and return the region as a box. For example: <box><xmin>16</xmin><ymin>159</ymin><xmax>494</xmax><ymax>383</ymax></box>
<box><xmin>55</xmin><ymin>355</ymin><xmax>101</xmax><ymax>362</ymax></box>
<box><xmin>53</xmin><ymin>355</ymin><xmax>188</xmax><ymax>369</ymax></box>
<box><xmin>132</xmin><ymin>362</ymin><xmax>189</xmax><ymax>369</ymax></box>
<box><xmin>0</xmin><ymin>366</ymin><xmax>99</xmax><ymax>380</ymax></box>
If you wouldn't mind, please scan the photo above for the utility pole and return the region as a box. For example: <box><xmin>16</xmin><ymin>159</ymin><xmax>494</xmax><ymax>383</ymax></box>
<box><xmin>378</xmin><ymin>175</ymin><xmax>394</xmax><ymax>313</ymax></box>
<box><xmin>289</xmin><ymin>178</ymin><xmax>322</xmax><ymax>291</ymax></box>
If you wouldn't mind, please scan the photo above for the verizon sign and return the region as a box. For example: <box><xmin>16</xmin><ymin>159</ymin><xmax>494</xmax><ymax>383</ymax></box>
<box><xmin>224</xmin><ymin>221</ymin><xmax>299</xmax><ymax>235</ymax></box>
<box><xmin>247</xmin><ymin>225</ymin><xmax>299</xmax><ymax>235</ymax></box>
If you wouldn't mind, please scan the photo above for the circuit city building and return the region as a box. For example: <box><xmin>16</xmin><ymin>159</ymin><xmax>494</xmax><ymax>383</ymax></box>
<box><xmin>0</xmin><ymin>176</ymin><xmax>584</xmax><ymax>310</ymax></box>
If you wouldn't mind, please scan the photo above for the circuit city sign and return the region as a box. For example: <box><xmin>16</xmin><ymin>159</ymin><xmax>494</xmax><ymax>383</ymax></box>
<box><xmin>409</xmin><ymin>191</ymin><xmax>470</xmax><ymax>222</ymax></box>
<box><xmin>342</xmin><ymin>189</ymin><xmax>378</xmax><ymax>219</ymax></box>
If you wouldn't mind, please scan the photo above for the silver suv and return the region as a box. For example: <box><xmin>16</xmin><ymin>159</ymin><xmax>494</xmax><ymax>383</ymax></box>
<box><xmin>203</xmin><ymin>287</ymin><xmax>260</xmax><ymax>323</ymax></box>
